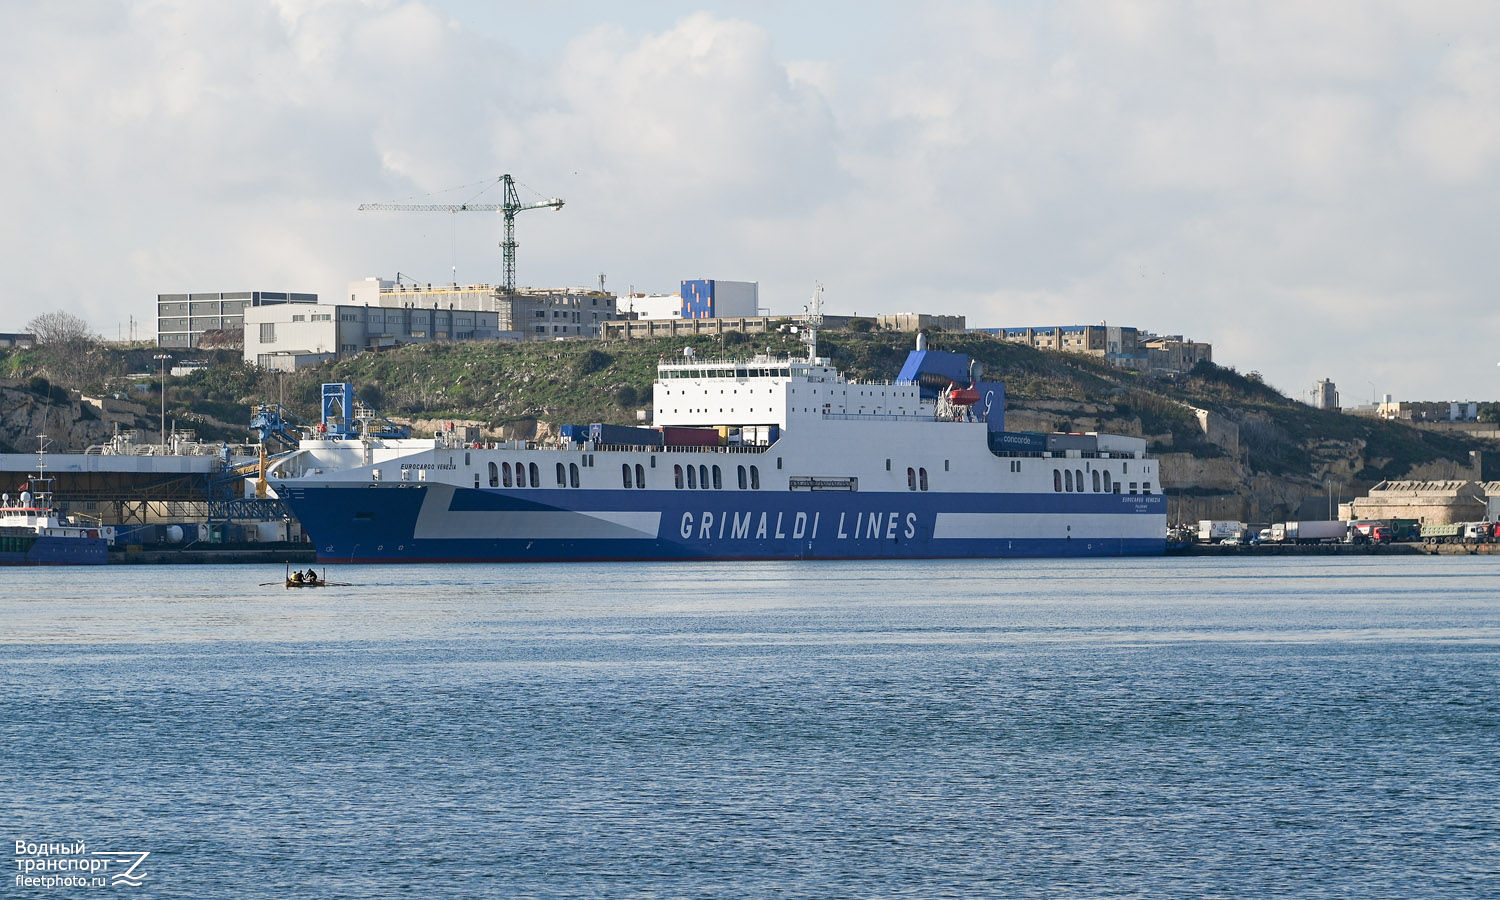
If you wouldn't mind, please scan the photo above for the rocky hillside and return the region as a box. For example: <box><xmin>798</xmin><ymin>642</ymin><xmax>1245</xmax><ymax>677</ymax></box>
<box><xmin>3</xmin><ymin>333</ymin><xmax>1490</xmax><ymax>523</ymax></box>
<box><xmin>0</xmin><ymin>379</ymin><xmax>130</xmax><ymax>454</ymax></box>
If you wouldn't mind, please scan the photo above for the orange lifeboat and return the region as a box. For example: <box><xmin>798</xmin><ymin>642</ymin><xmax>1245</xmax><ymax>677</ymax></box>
<box><xmin>949</xmin><ymin>387</ymin><xmax>980</xmax><ymax>405</ymax></box>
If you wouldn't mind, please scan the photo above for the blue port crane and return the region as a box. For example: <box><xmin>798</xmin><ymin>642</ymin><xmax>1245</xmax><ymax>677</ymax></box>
<box><xmin>358</xmin><ymin>174</ymin><xmax>563</xmax><ymax>296</ymax></box>
<box><xmin>318</xmin><ymin>383</ymin><xmax>409</xmax><ymax>440</ymax></box>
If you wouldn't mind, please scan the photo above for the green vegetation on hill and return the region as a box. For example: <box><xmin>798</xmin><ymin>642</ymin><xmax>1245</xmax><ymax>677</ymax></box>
<box><xmin>1</xmin><ymin>332</ymin><xmax>1488</xmax><ymax>486</ymax></box>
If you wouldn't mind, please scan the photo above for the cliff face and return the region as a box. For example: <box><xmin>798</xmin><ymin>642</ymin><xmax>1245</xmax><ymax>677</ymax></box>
<box><xmin>1158</xmin><ymin>435</ymin><xmax>1483</xmax><ymax>524</ymax></box>
<box><xmin>0</xmin><ymin>383</ymin><xmax>124</xmax><ymax>454</ymax></box>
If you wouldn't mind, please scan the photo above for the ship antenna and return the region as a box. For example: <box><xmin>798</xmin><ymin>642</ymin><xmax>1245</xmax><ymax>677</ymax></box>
<box><xmin>33</xmin><ymin>429</ymin><xmax>52</xmax><ymax>508</ymax></box>
<box><xmin>802</xmin><ymin>282</ymin><xmax>823</xmax><ymax>361</ymax></box>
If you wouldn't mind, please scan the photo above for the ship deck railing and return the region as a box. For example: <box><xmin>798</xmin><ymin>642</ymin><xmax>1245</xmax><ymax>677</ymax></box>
<box><xmin>820</xmin><ymin>412</ymin><xmax>941</xmax><ymax>422</ymax></box>
<box><xmin>451</xmin><ymin>440</ymin><xmax>772</xmax><ymax>455</ymax></box>
<box><xmin>588</xmin><ymin>443</ymin><xmax>772</xmax><ymax>454</ymax></box>
<box><xmin>985</xmin><ymin>448</ymin><xmax>1141</xmax><ymax>460</ymax></box>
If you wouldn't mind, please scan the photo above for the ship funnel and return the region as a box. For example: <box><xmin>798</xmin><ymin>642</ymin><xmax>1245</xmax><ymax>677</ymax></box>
<box><xmin>916</xmin><ymin>332</ymin><xmax>927</xmax><ymax>351</ymax></box>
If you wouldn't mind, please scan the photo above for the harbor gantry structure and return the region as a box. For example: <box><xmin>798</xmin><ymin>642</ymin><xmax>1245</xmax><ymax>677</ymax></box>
<box><xmin>359</xmin><ymin>174</ymin><xmax>564</xmax><ymax>296</ymax></box>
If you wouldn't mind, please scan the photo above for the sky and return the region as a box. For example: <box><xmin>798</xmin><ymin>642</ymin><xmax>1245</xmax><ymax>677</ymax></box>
<box><xmin>2</xmin><ymin>0</ymin><xmax>1498</xmax><ymax>404</ymax></box>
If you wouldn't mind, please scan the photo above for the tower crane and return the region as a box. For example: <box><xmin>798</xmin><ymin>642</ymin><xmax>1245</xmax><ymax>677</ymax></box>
<box><xmin>359</xmin><ymin>174</ymin><xmax>563</xmax><ymax>296</ymax></box>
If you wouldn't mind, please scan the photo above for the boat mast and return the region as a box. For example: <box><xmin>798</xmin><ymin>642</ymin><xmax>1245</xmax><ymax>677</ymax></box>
<box><xmin>802</xmin><ymin>282</ymin><xmax>824</xmax><ymax>362</ymax></box>
<box><xmin>32</xmin><ymin>432</ymin><xmax>52</xmax><ymax>509</ymax></box>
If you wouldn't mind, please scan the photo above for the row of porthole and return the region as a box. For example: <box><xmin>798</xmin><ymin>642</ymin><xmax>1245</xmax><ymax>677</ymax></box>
<box><xmin>1054</xmin><ymin>468</ymin><xmax>1112</xmax><ymax>493</ymax></box>
<box><xmin>1052</xmin><ymin>468</ymin><xmax>1153</xmax><ymax>495</ymax></box>
<box><xmin>482</xmin><ymin>460</ymin><xmax>592</xmax><ymax>489</ymax></box>
<box><xmin>485</xmin><ymin>461</ymin><xmax>609</xmax><ymax>489</ymax></box>
<box><xmin>673</xmin><ymin>464</ymin><xmax>761</xmax><ymax>490</ymax></box>
<box><xmin>487</xmin><ymin>460</ymin><xmax>543</xmax><ymax>488</ymax></box>
<box><xmin>476</xmin><ymin>459</ymin><xmax>767</xmax><ymax>491</ymax></box>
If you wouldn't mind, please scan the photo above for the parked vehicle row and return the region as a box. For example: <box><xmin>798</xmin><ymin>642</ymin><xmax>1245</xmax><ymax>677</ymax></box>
<box><xmin>1420</xmin><ymin>521</ymin><xmax>1496</xmax><ymax>544</ymax></box>
<box><xmin>1188</xmin><ymin>518</ymin><xmax>1495</xmax><ymax>546</ymax></box>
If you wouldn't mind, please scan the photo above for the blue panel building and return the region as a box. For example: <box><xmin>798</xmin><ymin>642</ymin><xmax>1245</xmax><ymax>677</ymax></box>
<box><xmin>679</xmin><ymin>280</ymin><xmax>759</xmax><ymax>319</ymax></box>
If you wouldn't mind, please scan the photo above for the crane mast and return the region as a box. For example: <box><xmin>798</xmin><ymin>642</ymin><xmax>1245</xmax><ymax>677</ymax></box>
<box><xmin>358</xmin><ymin>174</ymin><xmax>563</xmax><ymax>296</ymax></box>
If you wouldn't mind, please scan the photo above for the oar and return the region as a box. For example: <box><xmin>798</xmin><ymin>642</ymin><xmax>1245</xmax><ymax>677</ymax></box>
<box><xmin>259</xmin><ymin>562</ymin><xmax>293</xmax><ymax>586</ymax></box>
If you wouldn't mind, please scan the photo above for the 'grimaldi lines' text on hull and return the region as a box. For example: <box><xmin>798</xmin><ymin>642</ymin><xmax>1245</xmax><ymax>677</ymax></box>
<box><xmin>270</xmin><ymin>302</ymin><xmax>1166</xmax><ymax>563</ymax></box>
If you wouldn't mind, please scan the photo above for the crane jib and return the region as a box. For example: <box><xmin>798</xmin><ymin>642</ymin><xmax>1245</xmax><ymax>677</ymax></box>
<box><xmin>357</xmin><ymin>174</ymin><xmax>564</xmax><ymax>293</ymax></box>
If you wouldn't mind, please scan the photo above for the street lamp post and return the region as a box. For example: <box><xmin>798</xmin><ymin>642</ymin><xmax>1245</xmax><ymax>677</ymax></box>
<box><xmin>153</xmin><ymin>353</ymin><xmax>171</xmax><ymax>452</ymax></box>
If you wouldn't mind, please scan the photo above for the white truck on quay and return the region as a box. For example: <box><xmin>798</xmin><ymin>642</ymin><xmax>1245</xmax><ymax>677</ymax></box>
<box><xmin>1271</xmin><ymin>521</ymin><xmax>1348</xmax><ymax>544</ymax></box>
<box><xmin>1198</xmin><ymin>520</ymin><xmax>1246</xmax><ymax>543</ymax></box>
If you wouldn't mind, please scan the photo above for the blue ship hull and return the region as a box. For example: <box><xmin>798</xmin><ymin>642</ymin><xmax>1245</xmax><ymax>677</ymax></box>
<box><xmin>0</xmin><ymin>534</ymin><xmax>108</xmax><ymax>565</ymax></box>
<box><xmin>280</xmin><ymin>482</ymin><xmax>1166</xmax><ymax>563</ymax></box>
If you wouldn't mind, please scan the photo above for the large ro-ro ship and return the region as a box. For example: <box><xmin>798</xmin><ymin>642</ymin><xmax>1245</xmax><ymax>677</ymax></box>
<box><xmin>270</xmin><ymin>302</ymin><xmax>1166</xmax><ymax>563</ymax></box>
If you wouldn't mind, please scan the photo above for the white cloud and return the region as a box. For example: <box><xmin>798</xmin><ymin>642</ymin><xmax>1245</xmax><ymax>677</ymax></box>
<box><xmin>3</xmin><ymin>0</ymin><xmax>1500</xmax><ymax>401</ymax></box>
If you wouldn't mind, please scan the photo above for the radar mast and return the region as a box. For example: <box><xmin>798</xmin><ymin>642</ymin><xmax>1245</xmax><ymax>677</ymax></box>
<box><xmin>802</xmin><ymin>282</ymin><xmax>824</xmax><ymax>361</ymax></box>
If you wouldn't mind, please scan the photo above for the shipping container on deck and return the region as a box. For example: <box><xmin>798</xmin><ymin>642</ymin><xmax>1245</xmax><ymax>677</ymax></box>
<box><xmin>989</xmin><ymin>432</ymin><xmax>1047</xmax><ymax>454</ymax></box>
<box><xmin>559</xmin><ymin>424</ymin><xmax>589</xmax><ymax>443</ymax></box>
<box><xmin>740</xmin><ymin>424</ymin><xmax>782</xmax><ymax>446</ymax></box>
<box><xmin>1046</xmin><ymin>434</ymin><xmax>1099</xmax><ymax>453</ymax></box>
<box><xmin>657</xmin><ymin>426</ymin><xmax>720</xmax><ymax>447</ymax></box>
<box><xmin>589</xmin><ymin>424</ymin><xmax>665</xmax><ymax>447</ymax></box>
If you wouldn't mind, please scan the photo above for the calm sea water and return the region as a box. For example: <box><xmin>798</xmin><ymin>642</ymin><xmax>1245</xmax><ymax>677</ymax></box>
<box><xmin>2</xmin><ymin>556</ymin><xmax>1497</xmax><ymax>899</ymax></box>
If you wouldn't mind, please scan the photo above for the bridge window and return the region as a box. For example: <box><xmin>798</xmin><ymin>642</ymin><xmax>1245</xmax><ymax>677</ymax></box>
<box><xmin>1064</xmin><ymin>469</ymin><xmax>1073</xmax><ymax>492</ymax></box>
<box><xmin>699</xmin><ymin>465</ymin><xmax>709</xmax><ymax>490</ymax></box>
<box><xmin>502</xmin><ymin>462</ymin><xmax>513</xmax><ymax>488</ymax></box>
<box><xmin>1054</xmin><ymin>469</ymin><xmax>1062</xmax><ymax>492</ymax></box>
<box><xmin>750</xmin><ymin>466</ymin><xmax>760</xmax><ymax>490</ymax></box>
<box><xmin>1092</xmin><ymin>470</ymin><xmax>1100</xmax><ymax>493</ymax></box>
<box><xmin>557</xmin><ymin>462</ymin><xmax>567</xmax><ymax>486</ymax></box>
<box><xmin>1076</xmin><ymin>470</ymin><xmax>1084</xmax><ymax>494</ymax></box>
<box><xmin>489</xmin><ymin>462</ymin><xmax>499</xmax><ymax>488</ymax></box>
<box><xmin>622</xmin><ymin>464</ymin><xmax>633</xmax><ymax>488</ymax></box>
<box><xmin>908</xmin><ymin>467</ymin><xmax>916</xmax><ymax>491</ymax></box>
<box><xmin>738</xmin><ymin>465</ymin><xmax>747</xmax><ymax>490</ymax></box>
<box><xmin>712</xmin><ymin>465</ymin><xmax>722</xmax><ymax>490</ymax></box>
<box><xmin>636</xmin><ymin>464</ymin><xmax>646</xmax><ymax>489</ymax></box>
<box><xmin>686</xmin><ymin>465</ymin><xmax>697</xmax><ymax>489</ymax></box>
<box><xmin>919</xmin><ymin>467</ymin><xmax>929</xmax><ymax>491</ymax></box>
<box><xmin>1102</xmin><ymin>471</ymin><xmax>1111</xmax><ymax>492</ymax></box>
<box><xmin>570</xmin><ymin>463</ymin><xmax>580</xmax><ymax>488</ymax></box>
<box><xmin>529</xmin><ymin>463</ymin><xmax>539</xmax><ymax>487</ymax></box>
<box><xmin>1143</xmin><ymin>482</ymin><xmax>1152</xmax><ymax>495</ymax></box>
<box><xmin>674</xmin><ymin>465</ymin><xmax>684</xmax><ymax>489</ymax></box>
